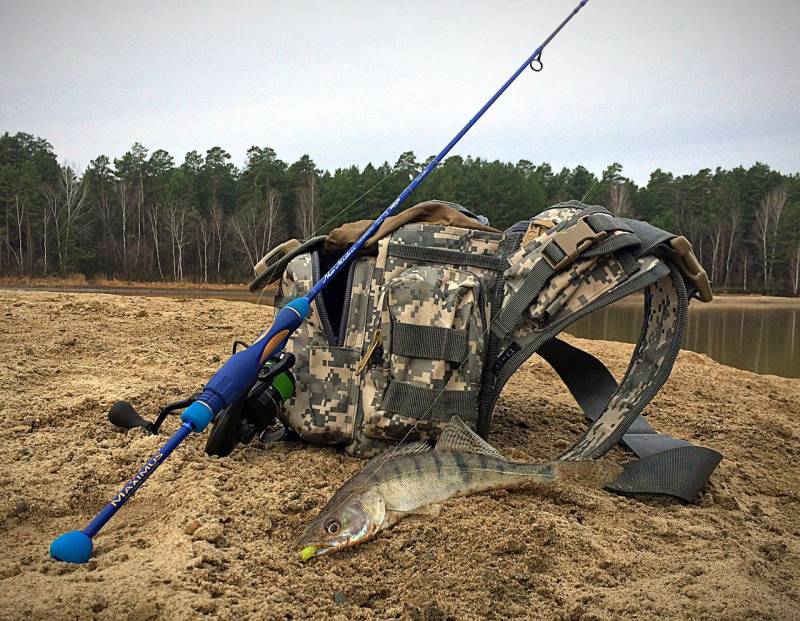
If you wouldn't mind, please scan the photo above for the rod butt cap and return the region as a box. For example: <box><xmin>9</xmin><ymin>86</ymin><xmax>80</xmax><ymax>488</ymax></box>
<box><xmin>50</xmin><ymin>530</ymin><xmax>93</xmax><ymax>564</ymax></box>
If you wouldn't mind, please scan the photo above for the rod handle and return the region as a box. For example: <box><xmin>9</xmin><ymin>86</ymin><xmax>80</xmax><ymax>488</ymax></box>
<box><xmin>192</xmin><ymin>298</ymin><xmax>309</xmax><ymax>417</ymax></box>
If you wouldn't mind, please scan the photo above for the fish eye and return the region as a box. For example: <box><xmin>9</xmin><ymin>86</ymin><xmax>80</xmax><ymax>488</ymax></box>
<box><xmin>324</xmin><ymin>519</ymin><xmax>340</xmax><ymax>535</ymax></box>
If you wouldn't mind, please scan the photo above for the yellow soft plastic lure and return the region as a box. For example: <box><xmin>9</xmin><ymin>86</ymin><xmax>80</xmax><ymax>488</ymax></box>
<box><xmin>299</xmin><ymin>545</ymin><xmax>317</xmax><ymax>562</ymax></box>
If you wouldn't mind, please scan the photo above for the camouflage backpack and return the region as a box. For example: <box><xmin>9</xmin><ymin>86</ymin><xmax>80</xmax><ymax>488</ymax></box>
<box><xmin>250</xmin><ymin>199</ymin><xmax>722</xmax><ymax>502</ymax></box>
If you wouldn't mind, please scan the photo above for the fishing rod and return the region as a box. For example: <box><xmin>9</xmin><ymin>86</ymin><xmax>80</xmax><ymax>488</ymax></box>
<box><xmin>50</xmin><ymin>0</ymin><xmax>592</xmax><ymax>563</ymax></box>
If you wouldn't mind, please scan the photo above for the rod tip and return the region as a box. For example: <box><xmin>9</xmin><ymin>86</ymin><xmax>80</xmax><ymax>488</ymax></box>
<box><xmin>50</xmin><ymin>530</ymin><xmax>93</xmax><ymax>564</ymax></box>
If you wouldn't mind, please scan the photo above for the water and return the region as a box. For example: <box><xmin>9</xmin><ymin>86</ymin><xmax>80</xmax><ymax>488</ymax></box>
<box><xmin>567</xmin><ymin>297</ymin><xmax>799</xmax><ymax>378</ymax></box>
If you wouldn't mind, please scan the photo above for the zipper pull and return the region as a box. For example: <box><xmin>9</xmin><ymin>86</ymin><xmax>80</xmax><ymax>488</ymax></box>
<box><xmin>355</xmin><ymin>329</ymin><xmax>382</xmax><ymax>375</ymax></box>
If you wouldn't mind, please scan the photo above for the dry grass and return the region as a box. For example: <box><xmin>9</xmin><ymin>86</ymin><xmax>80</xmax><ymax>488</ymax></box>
<box><xmin>0</xmin><ymin>275</ymin><xmax>248</xmax><ymax>290</ymax></box>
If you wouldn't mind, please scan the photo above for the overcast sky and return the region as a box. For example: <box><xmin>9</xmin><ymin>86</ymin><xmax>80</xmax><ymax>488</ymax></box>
<box><xmin>2</xmin><ymin>0</ymin><xmax>798</xmax><ymax>184</ymax></box>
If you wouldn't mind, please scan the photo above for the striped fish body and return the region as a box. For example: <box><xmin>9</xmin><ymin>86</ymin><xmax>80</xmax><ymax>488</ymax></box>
<box><xmin>365</xmin><ymin>452</ymin><xmax>558</xmax><ymax>515</ymax></box>
<box><xmin>298</xmin><ymin>417</ymin><xmax>622</xmax><ymax>559</ymax></box>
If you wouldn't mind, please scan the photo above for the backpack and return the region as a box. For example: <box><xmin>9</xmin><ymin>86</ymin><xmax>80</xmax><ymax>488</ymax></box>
<box><xmin>249</xmin><ymin>199</ymin><xmax>722</xmax><ymax>502</ymax></box>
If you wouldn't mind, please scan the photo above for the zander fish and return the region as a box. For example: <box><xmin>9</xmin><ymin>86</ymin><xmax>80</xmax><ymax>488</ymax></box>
<box><xmin>297</xmin><ymin>417</ymin><xmax>622</xmax><ymax>560</ymax></box>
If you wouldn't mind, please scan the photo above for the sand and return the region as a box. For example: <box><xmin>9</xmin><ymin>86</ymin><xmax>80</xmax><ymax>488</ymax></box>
<box><xmin>0</xmin><ymin>290</ymin><xmax>798</xmax><ymax>620</ymax></box>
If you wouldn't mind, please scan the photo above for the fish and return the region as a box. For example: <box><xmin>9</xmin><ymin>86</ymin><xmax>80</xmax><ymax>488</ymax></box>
<box><xmin>297</xmin><ymin>416</ymin><xmax>622</xmax><ymax>560</ymax></box>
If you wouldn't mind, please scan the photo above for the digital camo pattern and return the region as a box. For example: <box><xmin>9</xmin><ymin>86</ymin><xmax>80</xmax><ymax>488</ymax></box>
<box><xmin>526</xmin><ymin>252</ymin><xmax>636</xmax><ymax>329</ymax></box>
<box><xmin>391</xmin><ymin>223</ymin><xmax>503</xmax><ymax>255</ymax></box>
<box><xmin>358</xmin><ymin>265</ymin><xmax>485</xmax><ymax>446</ymax></box>
<box><xmin>508</xmin><ymin>255</ymin><xmax>662</xmax><ymax>349</ymax></box>
<box><xmin>387</xmin><ymin>266</ymin><xmax>483</xmax><ymax>392</ymax></box>
<box><xmin>383</xmin><ymin>224</ymin><xmax>501</xmax><ymax>303</ymax></box>
<box><xmin>526</xmin><ymin>257</ymin><xmax>600</xmax><ymax>329</ymax></box>
<box><xmin>362</xmin><ymin>238</ymin><xmax>390</xmax><ymax>349</ymax></box>
<box><xmin>348</xmin><ymin>226</ymin><xmax>495</xmax><ymax>455</ymax></box>
<box><xmin>301</xmin><ymin>345</ymin><xmax>360</xmax><ymax>443</ymax></box>
<box><xmin>560</xmin><ymin>267</ymin><xmax>681</xmax><ymax>460</ymax></box>
<box><xmin>276</xmin><ymin>204</ymin><xmax>679</xmax><ymax>461</ymax></box>
<box><xmin>533</xmin><ymin>204</ymin><xmax>584</xmax><ymax>224</ymax></box>
<box><xmin>501</xmin><ymin>206</ymin><xmax>582</xmax><ymax>308</ymax></box>
<box><xmin>341</xmin><ymin>257</ymin><xmax>377</xmax><ymax>350</ymax></box>
<box><xmin>281</xmin><ymin>253</ymin><xmax>360</xmax><ymax>444</ymax></box>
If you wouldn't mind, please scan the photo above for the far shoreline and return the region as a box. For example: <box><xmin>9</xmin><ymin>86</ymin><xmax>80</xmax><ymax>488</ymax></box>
<box><xmin>0</xmin><ymin>276</ymin><xmax>797</xmax><ymax>307</ymax></box>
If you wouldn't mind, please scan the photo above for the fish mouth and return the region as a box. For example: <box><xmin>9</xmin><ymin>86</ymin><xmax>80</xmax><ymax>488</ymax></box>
<box><xmin>296</xmin><ymin>530</ymin><xmax>376</xmax><ymax>561</ymax></box>
<box><xmin>296</xmin><ymin>541</ymin><xmax>345</xmax><ymax>561</ymax></box>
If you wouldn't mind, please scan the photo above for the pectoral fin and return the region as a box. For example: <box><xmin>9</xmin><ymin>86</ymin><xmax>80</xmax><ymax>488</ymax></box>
<box><xmin>387</xmin><ymin>504</ymin><xmax>441</xmax><ymax>523</ymax></box>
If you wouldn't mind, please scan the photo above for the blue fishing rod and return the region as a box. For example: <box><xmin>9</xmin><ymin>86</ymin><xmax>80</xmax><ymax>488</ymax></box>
<box><xmin>50</xmin><ymin>0</ymin><xmax>592</xmax><ymax>563</ymax></box>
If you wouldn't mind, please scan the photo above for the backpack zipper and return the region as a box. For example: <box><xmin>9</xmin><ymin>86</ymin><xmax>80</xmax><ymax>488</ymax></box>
<box><xmin>311</xmin><ymin>251</ymin><xmax>336</xmax><ymax>345</ymax></box>
<box><xmin>337</xmin><ymin>261</ymin><xmax>357</xmax><ymax>347</ymax></box>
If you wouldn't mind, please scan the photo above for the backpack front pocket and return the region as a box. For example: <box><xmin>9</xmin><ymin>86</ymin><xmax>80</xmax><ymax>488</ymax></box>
<box><xmin>361</xmin><ymin>265</ymin><xmax>486</xmax><ymax>442</ymax></box>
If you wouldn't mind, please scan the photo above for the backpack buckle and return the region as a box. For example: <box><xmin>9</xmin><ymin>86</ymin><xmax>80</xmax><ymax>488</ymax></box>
<box><xmin>541</xmin><ymin>216</ymin><xmax>608</xmax><ymax>271</ymax></box>
<box><xmin>667</xmin><ymin>236</ymin><xmax>713</xmax><ymax>302</ymax></box>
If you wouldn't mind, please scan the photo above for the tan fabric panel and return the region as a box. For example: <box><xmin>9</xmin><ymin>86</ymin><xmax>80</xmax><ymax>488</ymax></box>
<box><xmin>324</xmin><ymin>201</ymin><xmax>500</xmax><ymax>250</ymax></box>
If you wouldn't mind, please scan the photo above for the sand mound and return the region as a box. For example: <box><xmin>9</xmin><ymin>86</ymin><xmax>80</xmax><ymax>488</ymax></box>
<box><xmin>0</xmin><ymin>291</ymin><xmax>798</xmax><ymax>620</ymax></box>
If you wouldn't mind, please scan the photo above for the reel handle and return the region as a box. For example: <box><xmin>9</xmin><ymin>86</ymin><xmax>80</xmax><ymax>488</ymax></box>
<box><xmin>108</xmin><ymin>401</ymin><xmax>155</xmax><ymax>434</ymax></box>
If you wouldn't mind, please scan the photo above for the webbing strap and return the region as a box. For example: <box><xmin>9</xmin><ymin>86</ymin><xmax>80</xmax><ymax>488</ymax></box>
<box><xmin>387</xmin><ymin>243</ymin><xmax>505</xmax><ymax>271</ymax></box>
<box><xmin>607</xmin><ymin>446</ymin><xmax>722</xmax><ymax>500</ymax></box>
<box><xmin>584</xmin><ymin>212</ymin><xmax>633</xmax><ymax>234</ymax></box>
<box><xmin>383</xmin><ymin>380</ymin><xmax>478</xmax><ymax>421</ymax></box>
<box><xmin>491</xmin><ymin>209</ymin><xmax>634</xmax><ymax>342</ymax></box>
<box><xmin>536</xmin><ymin>337</ymin><xmax>722</xmax><ymax>502</ymax></box>
<box><xmin>391</xmin><ymin>323</ymin><xmax>469</xmax><ymax>363</ymax></box>
<box><xmin>558</xmin><ymin>269</ymin><xmax>689</xmax><ymax>460</ymax></box>
<box><xmin>491</xmin><ymin>260</ymin><xmax>554</xmax><ymax>340</ymax></box>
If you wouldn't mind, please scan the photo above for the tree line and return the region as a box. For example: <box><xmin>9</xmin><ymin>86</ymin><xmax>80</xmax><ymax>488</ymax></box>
<box><xmin>1</xmin><ymin>131</ymin><xmax>798</xmax><ymax>295</ymax></box>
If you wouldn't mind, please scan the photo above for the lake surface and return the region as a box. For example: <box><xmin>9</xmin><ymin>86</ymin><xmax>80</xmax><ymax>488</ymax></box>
<box><xmin>5</xmin><ymin>286</ymin><xmax>798</xmax><ymax>379</ymax></box>
<box><xmin>567</xmin><ymin>297</ymin><xmax>799</xmax><ymax>378</ymax></box>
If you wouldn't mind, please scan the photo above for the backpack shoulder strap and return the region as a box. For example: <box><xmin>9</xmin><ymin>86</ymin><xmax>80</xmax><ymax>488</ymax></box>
<box><xmin>479</xmin><ymin>201</ymin><xmax>721</xmax><ymax>502</ymax></box>
<box><xmin>537</xmin><ymin>337</ymin><xmax>722</xmax><ymax>502</ymax></box>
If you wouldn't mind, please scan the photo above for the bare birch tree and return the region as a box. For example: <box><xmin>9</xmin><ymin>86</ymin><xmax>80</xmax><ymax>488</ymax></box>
<box><xmin>723</xmin><ymin>205</ymin><xmax>741</xmax><ymax>288</ymax></box>
<box><xmin>44</xmin><ymin>165</ymin><xmax>90</xmax><ymax>273</ymax></box>
<box><xmin>297</xmin><ymin>172</ymin><xmax>318</xmax><ymax>238</ymax></box>
<box><xmin>211</xmin><ymin>203</ymin><xmax>225</xmax><ymax>279</ymax></box>
<box><xmin>608</xmin><ymin>182</ymin><xmax>632</xmax><ymax>217</ymax></box>
<box><xmin>232</xmin><ymin>189</ymin><xmax>281</xmax><ymax>268</ymax></box>
<box><xmin>118</xmin><ymin>180</ymin><xmax>129</xmax><ymax>273</ymax></box>
<box><xmin>148</xmin><ymin>202</ymin><xmax>164</xmax><ymax>280</ymax></box>
<box><xmin>166</xmin><ymin>202</ymin><xmax>187</xmax><ymax>281</ymax></box>
<box><xmin>756</xmin><ymin>187</ymin><xmax>787</xmax><ymax>290</ymax></box>
<box><xmin>198</xmin><ymin>217</ymin><xmax>212</xmax><ymax>283</ymax></box>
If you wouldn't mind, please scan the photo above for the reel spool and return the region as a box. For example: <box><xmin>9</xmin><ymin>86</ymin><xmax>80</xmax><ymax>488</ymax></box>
<box><xmin>205</xmin><ymin>353</ymin><xmax>296</xmax><ymax>457</ymax></box>
<box><xmin>107</xmin><ymin>351</ymin><xmax>296</xmax><ymax>458</ymax></box>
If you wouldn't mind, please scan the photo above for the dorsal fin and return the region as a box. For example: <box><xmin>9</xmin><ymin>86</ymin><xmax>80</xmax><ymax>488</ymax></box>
<box><xmin>434</xmin><ymin>416</ymin><xmax>505</xmax><ymax>459</ymax></box>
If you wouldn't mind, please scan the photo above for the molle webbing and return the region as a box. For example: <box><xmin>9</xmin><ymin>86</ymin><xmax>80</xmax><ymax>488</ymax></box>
<box><xmin>382</xmin><ymin>381</ymin><xmax>479</xmax><ymax>421</ymax></box>
<box><xmin>491</xmin><ymin>208</ymin><xmax>633</xmax><ymax>341</ymax></box>
<box><xmin>391</xmin><ymin>323</ymin><xmax>469</xmax><ymax>363</ymax></box>
<box><xmin>267</xmin><ymin>199</ymin><xmax>720</xmax><ymax>501</ymax></box>
<box><xmin>387</xmin><ymin>243</ymin><xmax>506</xmax><ymax>271</ymax></box>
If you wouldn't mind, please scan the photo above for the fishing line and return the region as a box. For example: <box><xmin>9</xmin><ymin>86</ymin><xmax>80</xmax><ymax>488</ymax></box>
<box><xmin>332</xmin><ymin>1</ymin><xmax>594</xmax><ymax>506</ymax></box>
<box><xmin>581</xmin><ymin>177</ymin><xmax>601</xmax><ymax>204</ymax></box>
<box><xmin>254</xmin><ymin>165</ymin><xmax>405</xmax><ymax>305</ymax></box>
<box><xmin>51</xmin><ymin>0</ymin><xmax>592</xmax><ymax>564</ymax></box>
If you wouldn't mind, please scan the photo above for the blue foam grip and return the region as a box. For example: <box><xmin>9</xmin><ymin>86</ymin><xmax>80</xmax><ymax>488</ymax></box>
<box><xmin>180</xmin><ymin>401</ymin><xmax>214</xmax><ymax>432</ymax></box>
<box><xmin>195</xmin><ymin>298</ymin><xmax>309</xmax><ymax>416</ymax></box>
<box><xmin>50</xmin><ymin>530</ymin><xmax>93</xmax><ymax>564</ymax></box>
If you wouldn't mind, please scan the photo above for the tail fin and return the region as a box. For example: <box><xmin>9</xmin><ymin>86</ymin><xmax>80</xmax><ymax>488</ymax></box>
<box><xmin>548</xmin><ymin>459</ymin><xmax>623</xmax><ymax>488</ymax></box>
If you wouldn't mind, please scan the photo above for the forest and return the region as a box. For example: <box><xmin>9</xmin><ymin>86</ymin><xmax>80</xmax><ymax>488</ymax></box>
<box><xmin>1</xmin><ymin>131</ymin><xmax>798</xmax><ymax>295</ymax></box>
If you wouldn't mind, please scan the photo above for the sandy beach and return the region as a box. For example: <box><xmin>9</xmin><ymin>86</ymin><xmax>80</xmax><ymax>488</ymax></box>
<box><xmin>0</xmin><ymin>290</ymin><xmax>798</xmax><ymax>620</ymax></box>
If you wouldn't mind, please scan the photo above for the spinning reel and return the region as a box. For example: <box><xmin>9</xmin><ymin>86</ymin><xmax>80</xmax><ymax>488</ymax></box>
<box><xmin>108</xmin><ymin>346</ymin><xmax>296</xmax><ymax>458</ymax></box>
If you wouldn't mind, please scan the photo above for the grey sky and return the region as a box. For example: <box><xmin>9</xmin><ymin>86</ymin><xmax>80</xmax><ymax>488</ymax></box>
<box><xmin>1</xmin><ymin>0</ymin><xmax>798</xmax><ymax>184</ymax></box>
